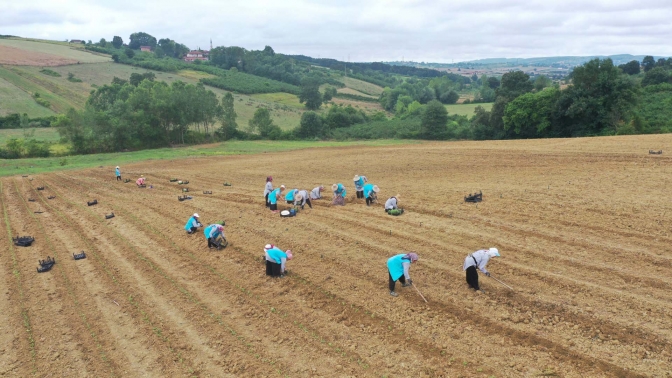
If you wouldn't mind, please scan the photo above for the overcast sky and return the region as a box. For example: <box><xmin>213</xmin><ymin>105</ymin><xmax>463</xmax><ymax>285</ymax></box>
<box><xmin>3</xmin><ymin>0</ymin><xmax>672</xmax><ymax>63</ymax></box>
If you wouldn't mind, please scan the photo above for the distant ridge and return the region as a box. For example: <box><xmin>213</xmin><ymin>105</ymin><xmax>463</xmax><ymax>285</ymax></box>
<box><xmin>386</xmin><ymin>54</ymin><xmax>664</xmax><ymax>68</ymax></box>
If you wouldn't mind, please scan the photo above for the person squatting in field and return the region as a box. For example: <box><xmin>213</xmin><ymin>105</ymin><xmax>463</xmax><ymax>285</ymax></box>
<box><xmin>115</xmin><ymin>166</ymin><xmax>121</xmax><ymax>181</ymax></box>
<box><xmin>294</xmin><ymin>190</ymin><xmax>312</xmax><ymax>209</ymax></box>
<box><xmin>310</xmin><ymin>185</ymin><xmax>324</xmax><ymax>200</ymax></box>
<box><xmin>353</xmin><ymin>175</ymin><xmax>368</xmax><ymax>199</ymax></box>
<box><xmin>264</xmin><ymin>176</ymin><xmax>274</xmax><ymax>207</ymax></box>
<box><xmin>385</xmin><ymin>195</ymin><xmax>404</xmax><ymax>215</ymax></box>
<box><xmin>332</xmin><ymin>183</ymin><xmax>347</xmax><ymax>206</ymax></box>
<box><xmin>387</xmin><ymin>252</ymin><xmax>418</xmax><ymax>297</ymax></box>
<box><xmin>204</xmin><ymin>223</ymin><xmax>225</xmax><ymax>249</ymax></box>
<box><xmin>268</xmin><ymin>185</ymin><xmax>285</xmax><ymax>212</ymax></box>
<box><xmin>136</xmin><ymin>177</ymin><xmax>145</xmax><ymax>187</ymax></box>
<box><xmin>184</xmin><ymin>213</ymin><xmax>202</xmax><ymax>234</ymax></box>
<box><xmin>463</xmin><ymin>248</ymin><xmax>500</xmax><ymax>291</ymax></box>
<box><xmin>264</xmin><ymin>244</ymin><xmax>293</xmax><ymax>277</ymax></box>
<box><xmin>363</xmin><ymin>183</ymin><xmax>380</xmax><ymax>206</ymax></box>
<box><xmin>285</xmin><ymin>188</ymin><xmax>299</xmax><ymax>204</ymax></box>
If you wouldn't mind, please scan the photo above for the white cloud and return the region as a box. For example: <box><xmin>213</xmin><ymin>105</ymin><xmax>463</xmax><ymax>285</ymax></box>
<box><xmin>2</xmin><ymin>0</ymin><xmax>671</xmax><ymax>62</ymax></box>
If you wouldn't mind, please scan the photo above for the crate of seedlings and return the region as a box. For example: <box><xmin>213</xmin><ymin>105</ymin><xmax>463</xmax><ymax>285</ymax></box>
<box><xmin>87</xmin><ymin>199</ymin><xmax>98</xmax><ymax>206</ymax></box>
<box><xmin>203</xmin><ymin>191</ymin><xmax>212</xmax><ymax>194</ymax></box>
<box><xmin>178</xmin><ymin>195</ymin><xmax>193</xmax><ymax>202</ymax></box>
<box><xmin>37</xmin><ymin>186</ymin><xmax>45</xmax><ymax>191</ymax></box>
<box><xmin>169</xmin><ymin>178</ymin><xmax>178</xmax><ymax>182</ymax></box>
<box><xmin>73</xmin><ymin>251</ymin><xmax>86</xmax><ymax>260</ymax></box>
<box><xmin>105</xmin><ymin>212</ymin><xmax>115</xmax><ymax>219</ymax></box>
<box><xmin>13</xmin><ymin>236</ymin><xmax>35</xmax><ymax>247</ymax></box>
<box><xmin>37</xmin><ymin>256</ymin><xmax>55</xmax><ymax>273</ymax></box>
<box><xmin>464</xmin><ymin>191</ymin><xmax>483</xmax><ymax>203</ymax></box>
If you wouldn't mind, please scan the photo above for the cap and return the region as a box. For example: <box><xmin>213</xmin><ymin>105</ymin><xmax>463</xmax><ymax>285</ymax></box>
<box><xmin>264</xmin><ymin>244</ymin><xmax>274</xmax><ymax>250</ymax></box>
<box><xmin>193</xmin><ymin>213</ymin><xmax>199</xmax><ymax>218</ymax></box>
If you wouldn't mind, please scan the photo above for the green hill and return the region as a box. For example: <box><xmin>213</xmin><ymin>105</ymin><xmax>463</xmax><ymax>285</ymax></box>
<box><xmin>0</xmin><ymin>38</ymin><xmax>385</xmax><ymax>131</ymax></box>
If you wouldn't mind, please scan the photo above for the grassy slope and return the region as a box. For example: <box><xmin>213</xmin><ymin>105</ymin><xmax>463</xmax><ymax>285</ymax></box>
<box><xmin>340</xmin><ymin>77</ymin><xmax>385</xmax><ymax>96</ymax></box>
<box><xmin>0</xmin><ymin>66</ymin><xmax>76</xmax><ymax>113</ymax></box>
<box><xmin>444</xmin><ymin>102</ymin><xmax>493</xmax><ymax>117</ymax></box>
<box><xmin>0</xmin><ymin>38</ymin><xmax>386</xmax><ymax>130</ymax></box>
<box><xmin>0</xmin><ymin>139</ymin><xmax>414</xmax><ymax>177</ymax></box>
<box><xmin>0</xmin><ymin>73</ymin><xmax>56</xmax><ymax>117</ymax></box>
<box><xmin>0</xmin><ymin>128</ymin><xmax>61</xmax><ymax>144</ymax></box>
<box><xmin>0</xmin><ymin>38</ymin><xmax>110</xmax><ymax>63</ymax></box>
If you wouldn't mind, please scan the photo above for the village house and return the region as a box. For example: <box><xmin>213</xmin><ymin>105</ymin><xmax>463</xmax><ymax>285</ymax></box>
<box><xmin>184</xmin><ymin>50</ymin><xmax>209</xmax><ymax>62</ymax></box>
<box><xmin>140</xmin><ymin>46</ymin><xmax>152</xmax><ymax>52</ymax></box>
<box><xmin>69</xmin><ymin>39</ymin><xmax>84</xmax><ymax>44</ymax></box>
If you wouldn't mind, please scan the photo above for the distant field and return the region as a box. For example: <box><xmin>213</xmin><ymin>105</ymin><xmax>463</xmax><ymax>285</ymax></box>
<box><xmin>445</xmin><ymin>102</ymin><xmax>493</xmax><ymax>117</ymax></box>
<box><xmin>0</xmin><ymin>38</ymin><xmax>110</xmax><ymax>65</ymax></box>
<box><xmin>0</xmin><ymin>74</ymin><xmax>56</xmax><ymax>117</ymax></box>
<box><xmin>251</xmin><ymin>93</ymin><xmax>303</xmax><ymax>108</ymax></box>
<box><xmin>177</xmin><ymin>69</ymin><xmax>217</xmax><ymax>80</ymax></box>
<box><xmin>0</xmin><ymin>128</ymin><xmax>61</xmax><ymax>144</ymax></box>
<box><xmin>0</xmin><ymin>66</ymin><xmax>78</xmax><ymax>113</ymax></box>
<box><xmin>340</xmin><ymin>76</ymin><xmax>385</xmax><ymax>96</ymax></box>
<box><xmin>336</xmin><ymin>87</ymin><xmax>378</xmax><ymax>98</ymax></box>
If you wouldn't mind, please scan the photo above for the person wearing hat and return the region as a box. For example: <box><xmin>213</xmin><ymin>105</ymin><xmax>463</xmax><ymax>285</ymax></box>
<box><xmin>294</xmin><ymin>190</ymin><xmax>312</xmax><ymax>209</ymax></box>
<box><xmin>331</xmin><ymin>183</ymin><xmax>347</xmax><ymax>206</ymax></box>
<box><xmin>268</xmin><ymin>185</ymin><xmax>285</xmax><ymax>212</ymax></box>
<box><xmin>115</xmin><ymin>166</ymin><xmax>121</xmax><ymax>181</ymax></box>
<box><xmin>353</xmin><ymin>175</ymin><xmax>368</xmax><ymax>199</ymax></box>
<box><xmin>387</xmin><ymin>252</ymin><xmax>418</xmax><ymax>297</ymax></box>
<box><xmin>285</xmin><ymin>188</ymin><xmax>299</xmax><ymax>204</ymax></box>
<box><xmin>184</xmin><ymin>213</ymin><xmax>202</xmax><ymax>234</ymax></box>
<box><xmin>204</xmin><ymin>223</ymin><xmax>226</xmax><ymax>249</ymax></box>
<box><xmin>362</xmin><ymin>183</ymin><xmax>380</xmax><ymax>206</ymax></box>
<box><xmin>310</xmin><ymin>186</ymin><xmax>324</xmax><ymax>200</ymax></box>
<box><xmin>264</xmin><ymin>244</ymin><xmax>293</xmax><ymax>277</ymax></box>
<box><xmin>136</xmin><ymin>177</ymin><xmax>146</xmax><ymax>187</ymax></box>
<box><xmin>463</xmin><ymin>248</ymin><xmax>500</xmax><ymax>291</ymax></box>
<box><xmin>264</xmin><ymin>176</ymin><xmax>274</xmax><ymax>208</ymax></box>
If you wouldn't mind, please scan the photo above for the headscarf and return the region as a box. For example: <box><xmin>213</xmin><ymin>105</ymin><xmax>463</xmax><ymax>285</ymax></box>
<box><xmin>267</xmin><ymin>176</ymin><xmax>273</xmax><ymax>182</ymax></box>
<box><xmin>286</xmin><ymin>250</ymin><xmax>293</xmax><ymax>260</ymax></box>
<box><xmin>264</xmin><ymin>244</ymin><xmax>274</xmax><ymax>251</ymax></box>
<box><xmin>319</xmin><ymin>185</ymin><xmax>324</xmax><ymax>191</ymax></box>
<box><xmin>403</xmin><ymin>252</ymin><xmax>418</xmax><ymax>262</ymax></box>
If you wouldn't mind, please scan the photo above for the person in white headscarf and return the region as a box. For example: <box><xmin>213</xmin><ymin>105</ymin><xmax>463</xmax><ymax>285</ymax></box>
<box><xmin>310</xmin><ymin>185</ymin><xmax>324</xmax><ymax>200</ymax></box>
<box><xmin>463</xmin><ymin>248</ymin><xmax>500</xmax><ymax>291</ymax></box>
<box><xmin>264</xmin><ymin>244</ymin><xmax>293</xmax><ymax>277</ymax></box>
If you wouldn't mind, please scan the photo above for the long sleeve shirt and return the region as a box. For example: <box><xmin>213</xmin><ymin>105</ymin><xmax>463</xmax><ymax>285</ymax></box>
<box><xmin>463</xmin><ymin>249</ymin><xmax>492</xmax><ymax>274</ymax></box>
<box><xmin>387</xmin><ymin>254</ymin><xmax>412</xmax><ymax>281</ymax></box>
<box><xmin>385</xmin><ymin>197</ymin><xmax>398</xmax><ymax>210</ymax></box>
<box><xmin>310</xmin><ymin>187</ymin><xmax>322</xmax><ymax>199</ymax></box>
<box><xmin>334</xmin><ymin>184</ymin><xmax>346</xmax><ymax>198</ymax></box>
<box><xmin>268</xmin><ymin>188</ymin><xmax>280</xmax><ymax>205</ymax></box>
<box><xmin>285</xmin><ymin>189</ymin><xmax>298</xmax><ymax>202</ymax></box>
<box><xmin>354</xmin><ymin>176</ymin><xmax>367</xmax><ymax>191</ymax></box>
<box><xmin>363</xmin><ymin>183</ymin><xmax>375</xmax><ymax>199</ymax></box>
<box><xmin>184</xmin><ymin>216</ymin><xmax>200</xmax><ymax>231</ymax></box>
<box><xmin>115</xmin><ymin>168</ymin><xmax>120</xmax><ymax>176</ymax></box>
<box><xmin>266</xmin><ymin>248</ymin><xmax>288</xmax><ymax>272</ymax></box>
<box><xmin>295</xmin><ymin>190</ymin><xmax>309</xmax><ymax>206</ymax></box>
<box><xmin>264</xmin><ymin>181</ymin><xmax>273</xmax><ymax>196</ymax></box>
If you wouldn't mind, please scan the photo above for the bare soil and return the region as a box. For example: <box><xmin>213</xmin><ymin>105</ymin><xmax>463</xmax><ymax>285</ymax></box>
<box><xmin>0</xmin><ymin>45</ymin><xmax>78</xmax><ymax>66</ymax></box>
<box><xmin>1</xmin><ymin>135</ymin><xmax>671</xmax><ymax>377</ymax></box>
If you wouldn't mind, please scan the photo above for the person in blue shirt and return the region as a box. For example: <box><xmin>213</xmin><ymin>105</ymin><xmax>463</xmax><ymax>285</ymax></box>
<box><xmin>115</xmin><ymin>166</ymin><xmax>121</xmax><ymax>181</ymax></box>
<box><xmin>203</xmin><ymin>223</ymin><xmax>225</xmax><ymax>249</ymax></box>
<box><xmin>285</xmin><ymin>188</ymin><xmax>299</xmax><ymax>204</ymax></box>
<box><xmin>353</xmin><ymin>175</ymin><xmax>368</xmax><ymax>199</ymax></box>
<box><xmin>331</xmin><ymin>183</ymin><xmax>347</xmax><ymax>206</ymax></box>
<box><xmin>362</xmin><ymin>184</ymin><xmax>380</xmax><ymax>206</ymax></box>
<box><xmin>387</xmin><ymin>252</ymin><xmax>418</xmax><ymax>297</ymax></box>
<box><xmin>268</xmin><ymin>185</ymin><xmax>285</xmax><ymax>212</ymax></box>
<box><xmin>184</xmin><ymin>213</ymin><xmax>202</xmax><ymax>234</ymax></box>
<box><xmin>264</xmin><ymin>244</ymin><xmax>293</xmax><ymax>277</ymax></box>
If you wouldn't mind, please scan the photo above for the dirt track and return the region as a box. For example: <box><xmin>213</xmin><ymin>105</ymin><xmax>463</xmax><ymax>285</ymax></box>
<box><xmin>1</xmin><ymin>135</ymin><xmax>671</xmax><ymax>377</ymax></box>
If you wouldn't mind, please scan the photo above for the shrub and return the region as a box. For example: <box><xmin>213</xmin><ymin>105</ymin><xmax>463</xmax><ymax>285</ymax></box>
<box><xmin>40</xmin><ymin>69</ymin><xmax>61</xmax><ymax>77</ymax></box>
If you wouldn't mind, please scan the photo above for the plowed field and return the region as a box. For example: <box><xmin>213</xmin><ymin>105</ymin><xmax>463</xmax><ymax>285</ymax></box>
<box><xmin>2</xmin><ymin>135</ymin><xmax>671</xmax><ymax>377</ymax></box>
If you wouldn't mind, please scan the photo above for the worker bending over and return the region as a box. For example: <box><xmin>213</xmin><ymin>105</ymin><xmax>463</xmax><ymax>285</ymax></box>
<box><xmin>463</xmin><ymin>248</ymin><xmax>500</xmax><ymax>291</ymax></box>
